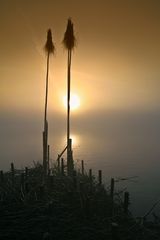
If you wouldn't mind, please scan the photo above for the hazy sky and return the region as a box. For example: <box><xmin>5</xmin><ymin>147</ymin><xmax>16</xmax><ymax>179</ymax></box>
<box><xmin>1</xmin><ymin>0</ymin><xmax>160</xmax><ymax>112</ymax></box>
<box><xmin>1</xmin><ymin>0</ymin><xmax>160</xmax><ymax>217</ymax></box>
<box><xmin>1</xmin><ymin>0</ymin><xmax>160</xmax><ymax>172</ymax></box>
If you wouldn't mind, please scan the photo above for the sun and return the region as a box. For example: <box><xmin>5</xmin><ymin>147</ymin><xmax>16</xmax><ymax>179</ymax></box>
<box><xmin>63</xmin><ymin>94</ymin><xmax>80</xmax><ymax>111</ymax></box>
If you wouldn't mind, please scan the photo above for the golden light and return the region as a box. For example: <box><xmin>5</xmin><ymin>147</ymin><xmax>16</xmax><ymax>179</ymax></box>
<box><xmin>63</xmin><ymin>94</ymin><xmax>80</xmax><ymax>111</ymax></box>
<box><xmin>62</xmin><ymin>134</ymin><xmax>79</xmax><ymax>147</ymax></box>
<box><xmin>70</xmin><ymin>134</ymin><xmax>79</xmax><ymax>146</ymax></box>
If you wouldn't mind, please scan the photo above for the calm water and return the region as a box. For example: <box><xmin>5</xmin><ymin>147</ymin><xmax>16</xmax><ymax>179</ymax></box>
<box><xmin>1</xmin><ymin>109</ymin><xmax>160</xmax><ymax>217</ymax></box>
<box><xmin>70</xmin><ymin>132</ymin><xmax>160</xmax><ymax>218</ymax></box>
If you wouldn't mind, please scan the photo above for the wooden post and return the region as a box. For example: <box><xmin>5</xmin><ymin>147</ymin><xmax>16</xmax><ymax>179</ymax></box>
<box><xmin>89</xmin><ymin>169</ymin><xmax>92</xmax><ymax>181</ymax></box>
<box><xmin>57</xmin><ymin>155</ymin><xmax>60</xmax><ymax>173</ymax></box>
<box><xmin>98</xmin><ymin>170</ymin><xmax>102</xmax><ymax>185</ymax></box>
<box><xmin>70</xmin><ymin>148</ymin><xmax>74</xmax><ymax>172</ymax></box>
<box><xmin>47</xmin><ymin>144</ymin><xmax>50</xmax><ymax>175</ymax></box>
<box><xmin>43</xmin><ymin>121</ymin><xmax>48</xmax><ymax>177</ymax></box>
<box><xmin>67</xmin><ymin>138</ymin><xmax>74</xmax><ymax>175</ymax></box>
<box><xmin>11</xmin><ymin>162</ymin><xmax>15</xmax><ymax>186</ymax></box>
<box><xmin>110</xmin><ymin>178</ymin><xmax>115</xmax><ymax>200</ymax></box>
<box><xmin>89</xmin><ymin>169</ymin><xmax>93</xmax><ymax>191</ymax></box>
<box><xmin>45</xmin><ymin>122</ymin><xmax>48</xmax><ymax>176</ymax></box>
<box><xmin>61</xmin><ymin>158</ymin><xmax>64</xmax><ymax>175</ymax></box>
<box><xmin>81</xmin><ymin>160</ymin><xmax>84</xmax><ymax>175</ymax></box>
<box><xmin>124</xmin><ymin>191</ymin><xmax>129</xmax><ymax>214</ymax></box>
<box><xmin>43</xmin><ymin>130</ymin><xmax>46</xmax><ymax>172</ymax></box>
<box><xmin>0</xmin><ymin>170</ymin><xmax>4</xmax><ymax>183</ymax></box>
<box><xmin>110</xmin><ymin>178</ymin><xmax>115</xmax><ymax>217</ymax></box>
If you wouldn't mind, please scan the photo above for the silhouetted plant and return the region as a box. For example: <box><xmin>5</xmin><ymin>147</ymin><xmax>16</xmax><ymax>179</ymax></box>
<box><xmin>43</xmin><ymin>29</ymin><xmax>55</xmax><ymax>176</ymax></box>
<box><xmin>62</xmin><ymin>18</ymin><xmax>76</xmax><ymax>175</ymax></box>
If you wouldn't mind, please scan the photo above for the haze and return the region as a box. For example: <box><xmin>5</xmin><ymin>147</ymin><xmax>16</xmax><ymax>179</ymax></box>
<box><xmin>0</xmin><ymin>0</ymin><xmax>160</xmax><ymax>215</ymax></box>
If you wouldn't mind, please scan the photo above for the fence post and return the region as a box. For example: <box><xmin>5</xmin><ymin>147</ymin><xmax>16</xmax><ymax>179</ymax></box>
<box><xmin>11</xmin><ymin>163</ymin><xmax>15</xmax><ymax>186</ymax></box>
<box><xmin>110</xmin><ymin>178</ymin><xmax>114</xmax><ymax>200</ymax></box>
<box><xmin>67</xmin><ymin>138</ymin><xmax>74</xmax><ymax>175</ymax></box>
<box><xmin>57</xmin><ymin>155</ymin><xmax>60</xmax><ymax>173</ymax></box>
<box><xmin>0</xmin><ymin>170</ymin><xmax>4</xmax><ymax>183</ymax></box>
<box><xmin>124</xmin><ymin>191</ymin><xmax>129</xmax><ymax>214</ymax></box>
<box><xmin>61</xmin><ymin>158</ymin><xmax>64</xmax><ymax>175</ymax></box>
<box><xmin>89</xmin><ymin>169</ymin><xmax>92</xmax><ymax>181</ymax></box>
<box><xmin>81</xmin><ymin>160</ymin><xmax>84</xmax><ymax>175</ymax></box>
<box><xmin>98</xmin><ymin>170</ymin><xmax>102</xmax><ymax>185</ymax></box>
<box><xmin>110</xmin><ymin>178</ymin><xmax>115</xmax><ymax>216</ymax></box>
<box><xmin>47</xmin><ymin>145</ymin><xmax>50</xmax><ymax>175</ymax></box>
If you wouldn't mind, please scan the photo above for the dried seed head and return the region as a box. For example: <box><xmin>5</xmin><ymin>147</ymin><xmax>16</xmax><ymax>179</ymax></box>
<box><xmin>45</xmin><ymin>29</ymin><xmax>55</xmax><ymax>54</ymax></box>
<box><xmin>63</xmin><ymin>18</ymin><xmax>76</xmax><ymax>50</ymax></box>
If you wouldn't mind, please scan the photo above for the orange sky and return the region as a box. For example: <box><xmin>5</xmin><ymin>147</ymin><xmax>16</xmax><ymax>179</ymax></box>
<box><xmin>1</xmin><ymin>0</ymin><xmax>160</xmax><ymax>114</ymax></box>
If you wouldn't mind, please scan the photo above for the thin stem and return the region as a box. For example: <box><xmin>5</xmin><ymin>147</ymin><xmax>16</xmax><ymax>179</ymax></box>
<box><xmin>67</xmin><ymin>50</ymin><xmax>71</xmax><ymax>145</ymax></box>
<box><xmin>43</xmin><ymin>51</ymin><xmax>50</xmax><ymax>175</ymax></box>
<box><xmin>67</xmin><ymin>50</ymin><xmax>72</xmax><ymax>170</ymax></box>
<box><xmin>44</xmin><ymin>51</ymin><xmax>50</xmax><ymax>130</ymax></box>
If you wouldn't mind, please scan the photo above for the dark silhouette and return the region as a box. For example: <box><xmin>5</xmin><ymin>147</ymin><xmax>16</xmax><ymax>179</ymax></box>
<box><xmin>62</xmin><ymin>18</ymin><xmax>76</xmax><ymax>175</ymax></box>
<box><xmin>43</xmin><ymin>29</ymin><xmax>55</xmax><ymax>176</ymax></box>
<box><xmin>0</xmin><ymin>163</ymin><xmax>158</xmax><ymax>240</ymax></box>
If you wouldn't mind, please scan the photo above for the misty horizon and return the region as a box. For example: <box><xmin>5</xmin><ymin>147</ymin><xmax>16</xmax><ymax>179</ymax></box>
<box><xmin>1</xmin><ymin>0</ymin><xmax>160</xmax><ymax>218</ymax></box>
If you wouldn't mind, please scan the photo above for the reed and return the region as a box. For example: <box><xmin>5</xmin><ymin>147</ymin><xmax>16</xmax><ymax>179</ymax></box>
<box><xmin>0</xmin><ymin>162</ymin><xmax>157</xmax><ymax>240</ymax></box>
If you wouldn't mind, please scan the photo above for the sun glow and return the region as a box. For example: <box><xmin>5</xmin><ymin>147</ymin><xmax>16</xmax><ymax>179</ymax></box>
<box><xmin>62</xmin><ymin>134</ymin><xmax>79</xmax><ymax>147</ymax></box>
<box><xmin>71</xmin><ymin>134</ymin><xmax>79</xmax><ymax>146</ymax></box>
<box><xmin>63</xmin><ymin>94</ymin><xmax>80</xmax><ymax>110</ymax></box>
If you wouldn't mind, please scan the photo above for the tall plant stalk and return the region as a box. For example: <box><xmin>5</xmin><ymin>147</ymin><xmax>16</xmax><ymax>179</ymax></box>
<box><xmin>63</xmin><ymin>18</ymin><xmax>76</xmax><ymax>175</ymax></box>
<box><xmin>43</xmin><ymin>29</ymin><xmax>55</xmax><ymax>176</ymax></box>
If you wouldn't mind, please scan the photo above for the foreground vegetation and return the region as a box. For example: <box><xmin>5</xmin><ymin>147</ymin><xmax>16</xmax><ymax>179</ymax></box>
<box><xmin>0</xmin><ymin>162</ymin><xmax>160</xmax><ymax>240</ymax></box>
